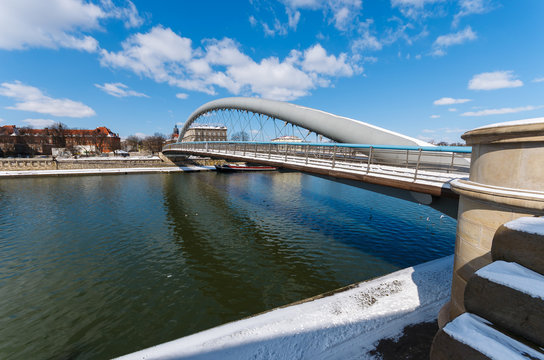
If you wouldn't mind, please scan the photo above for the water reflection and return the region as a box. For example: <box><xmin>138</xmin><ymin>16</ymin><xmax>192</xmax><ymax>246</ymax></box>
<box><xmin>0</xmin><ymin>172</ymin><xmax>455</xmax><ymax>359</ymax></box>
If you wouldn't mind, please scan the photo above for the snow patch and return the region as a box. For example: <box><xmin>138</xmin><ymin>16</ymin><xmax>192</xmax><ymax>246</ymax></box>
<box><xmin>476</xmin><ymin>261</ymin><xmax>544</xmax><ymax>300</ymax></box>
<box><xmin>474</xmin><ymin>117</ymin><xmax>544</xmax><ymax>130</ymax></box>
<box><xmin>443</xmin><ymin>313</ymin><xmax>544</xmax><ymax>360</ymax></box>
<box><xmin>504</xmin><ymin>216</ymin><xmax>544</xmax><ymax>236</ymax></box>
<box><xmin>117</xmin><ymin>256</ymin><xmax>453</xmax><ymax>360</ymax></box>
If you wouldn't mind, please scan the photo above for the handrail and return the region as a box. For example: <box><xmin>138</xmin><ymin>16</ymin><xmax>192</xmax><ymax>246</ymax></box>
<box><xmin>164</xmin><ymin>141</ymin><xmax>472</xmax><ymax>154</ymax></box>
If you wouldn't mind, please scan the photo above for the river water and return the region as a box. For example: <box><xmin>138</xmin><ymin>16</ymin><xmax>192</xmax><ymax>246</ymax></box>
<box><xmin>0</xmin><ymin>171</ymin><xmax>456</xmax><ymax>359</ymax></box>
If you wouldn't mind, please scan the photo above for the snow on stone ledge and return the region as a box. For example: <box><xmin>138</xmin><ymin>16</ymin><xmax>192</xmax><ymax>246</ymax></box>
<box><xmin>504</xmin><ymin>216</ymin><xmax>544</xmax><ymax>236</ymax></box>
<box><xmin>443</xmin><ymin>313</ymin><xmax>544</xmax><ymax>360</ymax></box>
<box><xmin>474</xmin><ymin>117</ymin><xmax>544</xmax><ymax>130</ymax></box>
<box><xmin>117</xmin><ymin>255</ymin><xmax>453</xmax><ymax>360</ymax></box>
<box><xmin>476</xmin><ymin>261</ymin><xmax>544</xmax><ymax>300</ymax></box>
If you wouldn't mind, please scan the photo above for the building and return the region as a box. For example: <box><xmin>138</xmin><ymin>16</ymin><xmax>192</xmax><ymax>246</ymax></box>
<box><xmin>165</xmin><ymin>124</ymin><xmax>180</xmax><ymax>145</ymax></box>
<box><xmin>271</xmin><ymin>135</ymin><xmax>303</xmax><ymax>142</ymax></box>
<box><xmin>0</xmin><ymin>125</ymin><xmax>121</xmax><ymax>156</ymax></box>
<box><xmin>181</xmin><ymin>125</ymin><xmax>227</xmax><ymax>142</ymax></box>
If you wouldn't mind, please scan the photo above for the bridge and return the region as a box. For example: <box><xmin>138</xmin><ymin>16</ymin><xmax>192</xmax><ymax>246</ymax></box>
<box><xmin>163</xmin><ymin>97</ymin><xmax>471</xmax><ymax>217</ymax></box>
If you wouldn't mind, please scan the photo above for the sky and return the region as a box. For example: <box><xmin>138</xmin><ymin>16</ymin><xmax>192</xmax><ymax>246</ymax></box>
<box><xmin>0</xmin><ymin>0</ymin><xmax>542</xmax><ymax>143</ymax></box>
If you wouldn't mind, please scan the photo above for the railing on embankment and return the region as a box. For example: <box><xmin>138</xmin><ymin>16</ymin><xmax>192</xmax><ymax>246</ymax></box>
<box><xmin>164</xmin><ymin>141</ymin><xmax>471</xmax><ymax>196</ymax></box>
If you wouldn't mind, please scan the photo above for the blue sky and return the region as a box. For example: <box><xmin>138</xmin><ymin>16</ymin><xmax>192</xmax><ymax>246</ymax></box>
<box><xmin>0</xmin><ymin>0</ymin><xmax>542</xmax><ymax>142</ymax></box>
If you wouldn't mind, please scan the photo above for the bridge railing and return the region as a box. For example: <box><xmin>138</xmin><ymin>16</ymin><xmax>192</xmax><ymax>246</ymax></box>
<box><xmin>163</xmin><ymin>141</ymin><xmax>471</xmax><ymax>177</ymax></box>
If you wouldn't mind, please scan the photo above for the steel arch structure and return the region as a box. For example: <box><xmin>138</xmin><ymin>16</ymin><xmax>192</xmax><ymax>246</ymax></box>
<box><xmin>178</xmin><ymin>97</ymin><xmax>432</xmax><ymax>147</ymax></box>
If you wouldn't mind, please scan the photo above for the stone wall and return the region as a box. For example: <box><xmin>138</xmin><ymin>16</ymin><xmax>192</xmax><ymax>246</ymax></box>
<box><xmin>0</xmin><ymin>158</ymin><xmax>57</xmax><ymax>170</ymax></box>
<box><xmin>0</xmin><ymin>157</ymin><xmax>172</xmax><ymax>171</ymax></box>
<box><xmin>446</xmin><ymin>120</ymin><xmax>544</xmax><ymax>321</ymax></box>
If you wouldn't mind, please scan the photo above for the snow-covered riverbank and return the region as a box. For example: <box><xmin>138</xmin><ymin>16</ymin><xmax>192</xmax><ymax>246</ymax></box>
<box><xmin>0</xmin><ymin>166</ymin><xmax>214</xmax><ymax>177</ymax></box>
<box><xmin>118</xmin><ymin>255</ymin><xmax>453</xmax><ymax>360</ymax></box>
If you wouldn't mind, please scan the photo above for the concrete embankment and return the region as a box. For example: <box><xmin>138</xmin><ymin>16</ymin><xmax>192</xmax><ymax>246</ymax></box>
<box><xmin>117</xmin><ymin>255</ymin><xmax>453</xmax><ymax>360</ymax></box>
<box><xmin>0</xmin><ymin>166</ymin><xmax>215</xmax><ymax>178</ymax></box>
<box><xmin>0</xmin><ymin>154</ymin><xmax>222</xmax><ymax>177</ymax></box>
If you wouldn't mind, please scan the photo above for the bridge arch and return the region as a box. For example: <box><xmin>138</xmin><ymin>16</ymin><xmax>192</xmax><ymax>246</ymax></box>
<box><xmin>178</xmin><ymin>97</ymin><xmax>431</xmax><ymax>147</ymax></box>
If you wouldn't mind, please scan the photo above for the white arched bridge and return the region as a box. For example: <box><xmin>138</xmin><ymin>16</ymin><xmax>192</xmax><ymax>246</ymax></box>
<box><xmin>163</xmin><ymin>97</ymin><xmax>471</xmax><ymax>217</ymax></box>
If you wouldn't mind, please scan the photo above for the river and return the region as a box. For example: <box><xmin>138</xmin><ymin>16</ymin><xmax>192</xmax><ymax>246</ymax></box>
<box><xmin>0</xmin><ymin>171</ymin><xmax>456</xmax><ymax>359</ymax></box>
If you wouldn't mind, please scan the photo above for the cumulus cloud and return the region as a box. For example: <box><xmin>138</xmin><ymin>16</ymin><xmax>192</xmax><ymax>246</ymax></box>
<box><xmin>0</xmin><ymin>0</ymin><xmax>142</xmax><ymax>52</ymax></box>
<box><xmin>468</xmin><ymin>71</ymin><xmax>523</xmax><ymax>90</ymax></box>
<box><xmin>532</xmin><ymin>77</ymin><xmax>544</xmax><ymax>83</ymax></box>
<box><xmin>95</xmin><ymin>82</ymin><xmax>148</xmax><ymax>98</ymax></box>
<box><xmin>432</xmin><ymin>26</ymin><xmax>476</xmax><ymax>56</ymax></box>
<box><xmin>301</xmin><ymin>44</ymin><xmax>354</xmax><ymax>76</ymax></box>
<box><xmin>176</xmin><ymin>93</ymin><xmax>188</xmax><ymax>99</ymax></box>
<box><xmin>22</xmin><ymin>118</ymin><xmax>57</xmax><ymax>128</ymax></box>
<box><xmin>100</xmin><ymin>26</ymin><xmax>193</xmax><ymax>83</ymax></box>
<box><xmin>99</xmin><ymin>27</ymin><xmax>358</xmax><ymax>101</ymax></box>
<box><xmin>461</xmin><ymin>105</ymin><xmax>540</xmax><ymax>117</ymax></box>
<box><xmin>430</xmin><ymin>115</ymin><xmax>440</xmax><ymax>118</ymax></box>
<box><xmin>433</xmin><ymin>97</ymin><xmax>471</xmax><ymax>105</ymax></box>
<box><xmin>0</xmin><ymin>81</ymin><xmax>95</xmax><ymax>117</ymax></box>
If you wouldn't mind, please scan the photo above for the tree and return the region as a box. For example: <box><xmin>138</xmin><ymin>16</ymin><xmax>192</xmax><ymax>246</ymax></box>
<box><xmin>125</xmin><ymin>135</ymin><xmax>143</xmax><ymax>152</ymax></box>
<box><xmin>231</xmin><ymin>131</ymin><xmax>249</xmax><ymax>141</ymax></box>
<box><xmin>143</xmin><ymin>133</ymin><xmax>166</xmax><ymax>154</ymax></box>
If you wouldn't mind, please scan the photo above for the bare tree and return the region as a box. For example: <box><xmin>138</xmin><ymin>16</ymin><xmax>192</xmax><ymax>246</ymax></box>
<box><xmin>125</xmin><ymin>135</ymin><xmax>143</xmax><ymax>152</ymax></box>
<box><xmin>143</xmin><ymin>133</ymin><xmax>166</xmax><ymax>154</ymax></box>
<box><xmin>231</xmin><ymin>131</ymin><xmax>249</xmax><ymax>141</ymax></box>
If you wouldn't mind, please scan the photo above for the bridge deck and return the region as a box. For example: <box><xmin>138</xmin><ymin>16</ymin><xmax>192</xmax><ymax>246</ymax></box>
<box><xmin>164</xmin><ymin>142</ymin><xmax>470</xmax><ymax>199</ymax></box>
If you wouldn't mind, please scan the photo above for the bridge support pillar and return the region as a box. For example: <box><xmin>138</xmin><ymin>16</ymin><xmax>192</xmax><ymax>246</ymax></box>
<box><xmin>444</xmin><ymin>120</ymin><xmax>544</xmax><ymax>324</ymax></box>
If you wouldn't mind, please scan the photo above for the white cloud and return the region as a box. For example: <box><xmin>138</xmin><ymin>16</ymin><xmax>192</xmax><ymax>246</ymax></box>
<box><xmin>227</xmin><ymin>57</ymin><xmax>315</xmax><ymax>100</ymax></box>
<box><xmin>0</xmin><ymin>81</ymin><xmax>95</xmax><ymax>117</ymax></box>
<box><xmin>270</xmin><ymin>0</ymin><xmax>362</xmax><ymax>32</ymax></box>
<box><xmin>95</xmin><ymin>82</ymin><xmax>148</xmax><ymax>98</ymax></box>
<box><xmin>433</xmin><ymin>97</ymin><xmax>471</xmax><ymax>105</ymax></box>
<box><xmin>391</xmin><ymin>0</ymin><xmax>445</xmax><ymax>19</ymax></box>
<box><xmin>101</xmin><ymin>26</ymin><xmax>193</xmax><ymax>83</ymax></box>
<box><xmin>432</xmin><ymin>26</ymin><xmax>476</xmax><ymax>56</ymax></box>
<box><xmin>0</xmin><ymin>0</ymin><xmax>142</xmax><ymax>52</ymax></box>
<box><xmin>429</xmin><ymin>115</ymin><xmax>440</xmax><ymax>119</ymax></box>
<box><xmin>100</xmin><ymin>0</ymin><xmax>144</xmax><ymax>28</ymax></box>
<box><xmin>468</xmin><ymin>71</ymin><xmax>523</xmax><ymax>90</ymax></box>
<box><xmin>301</xmin><ymin>44</ymin><xmax>354</xmax><ymax>76</ymax></box>
<box><xmin>0</xmin><ymin>118</ymin><xmax>4</xmax><ymax>124</ymax></box>
<box><xmin>262</xmin><ymin>19</ymin><xmax>289</xmax><ymax>37</ymax></box>
<box><xmin>352</xmin><ymin>19</ymin><xmax>383</xmax><ymax>53</ymax></box>
<box><xmin>22</xmin><ymin>118</ymin><xmax>57</xmax><ymax>128</ymax></box>
<box><xmin>249</xmin><ymin>15</ymin><xmax>257</xmax><ymax>26</ymax></box>
<box><xmin>453</xmin><ymin>0</ymin><xmax>491</xmax><ymax>27</ymax></box>
<box><xmin>100</xmin><ymin>28</ymin><xmax>358</xmax><ymax>101</ymax></box>
<box><xmin>448</xmin><ymin>108</ymin><xmax>457</xmax><ymax>112</ymax></box>
<box><xmin>176</xmin><ymin>93</ymin><xmax>188</xmax><ymax>99</ymax></box>
<box><xmin>532</xmin><ymin>77</ymin><xmax>544</xmax><ymax>83</ymax></box>
<box><xmin>461</xmin><ymin>105</ymin><xmax>540</xmax><ymax>117</ymax></box>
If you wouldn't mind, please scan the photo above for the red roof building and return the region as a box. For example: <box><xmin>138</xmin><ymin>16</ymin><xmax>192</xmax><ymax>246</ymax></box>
<box><xmin>0</xmin><ymin>125</ymin><xmax>121</xmax><ymax>156</ymax></box>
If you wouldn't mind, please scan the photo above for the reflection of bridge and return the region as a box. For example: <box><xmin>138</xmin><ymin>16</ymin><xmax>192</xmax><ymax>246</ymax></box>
<box><xmin>164</xmin><ymin>141</ymin><xmax>470</xmax><ymax>217</ymax></box>
<box><xmin>165</xmin><ymin>97</ymin><xmax>471</xmax><ymax>217</ymax></box>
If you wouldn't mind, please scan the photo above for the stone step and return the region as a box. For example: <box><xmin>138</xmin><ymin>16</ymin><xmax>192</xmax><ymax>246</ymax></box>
<box><xmin>430</xmin><ymin>313</ymin><xmax>544</xmax><ymax>360</ymax></box>
<box><xmin>464</xmin><ymin>260</ymin><xmax>544</xmax><ymax>348</ymax></box>
<box><xmin>492</xmin><ymin>217</ymin><xmax>544</xmax><ymax>275</ymax></box>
